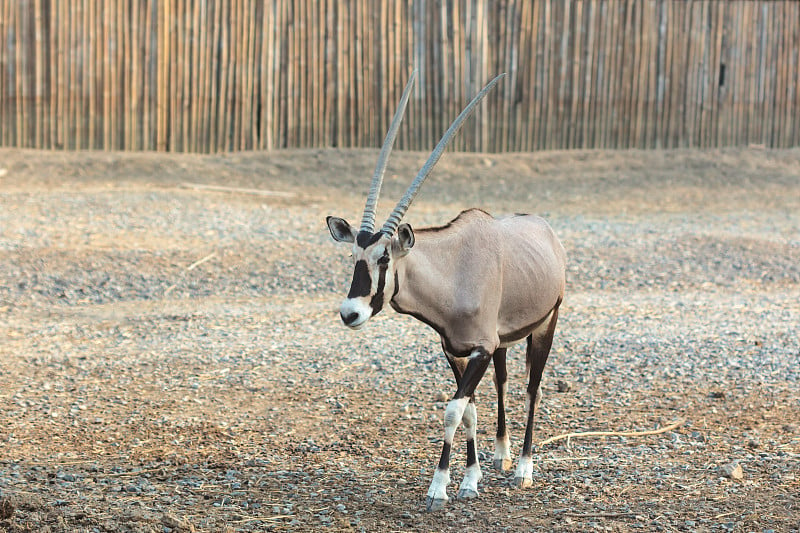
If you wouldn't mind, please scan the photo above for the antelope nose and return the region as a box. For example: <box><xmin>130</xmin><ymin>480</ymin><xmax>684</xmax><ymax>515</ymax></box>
<box><xmin>341</xmin><ymin>310</ymin><xmax>360</xmax><ymax>326</ymax></box>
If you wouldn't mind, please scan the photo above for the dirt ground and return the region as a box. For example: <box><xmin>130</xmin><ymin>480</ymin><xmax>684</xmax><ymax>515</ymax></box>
<box><xmin>0</xmin><ymin>147</ymin><xmax>798</xmax><ymax>532</ymax></box>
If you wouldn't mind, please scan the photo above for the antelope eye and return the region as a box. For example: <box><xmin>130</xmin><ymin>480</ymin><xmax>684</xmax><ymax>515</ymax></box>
<box><xmin>377</xmin><ymin>253</ymin><xmax>390</xmax><ymax>266</ymax></box>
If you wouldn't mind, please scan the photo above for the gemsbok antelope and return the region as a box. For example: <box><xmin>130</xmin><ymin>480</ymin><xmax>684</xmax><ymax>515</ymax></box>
<box><xmin>326</xmin><ymin>72</ymin><xmax>566</xmax><ymax>511</ymax></box>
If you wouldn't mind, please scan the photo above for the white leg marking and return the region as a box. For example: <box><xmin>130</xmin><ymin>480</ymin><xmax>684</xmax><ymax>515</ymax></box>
<box><xmin>459</xmin><ymin>464</ymin><xmax>482</xmax><ymax>499</ymax></box>
<box><xmin>426</xmin><ymin>468</ymin><xmax>451</xmax><ymax>501</ymax></box>
<box><xmin>493</xmin><ymin>433</ymin><xmax>512</xmax><ymax>471</ymax></box>
<box><xmin>443</xmin><ymin>398</ymin><xmax>469</xmax><ymax>443</ymax></box>
<box><xmin>514</xmin><ymin>390</ymin><xmax>538</xmax><ymax>488</ymax></box>
<box><xmin>514</xmin><ymin>455</ymin><xmax>534</xmax><ymax>488</ymax></box>
<box><xmin>426</xmin><ymin>398</ymin><xmax>468</xmax><ymax>510</ymax></box>
<box><xmin>458</xmin><ymin>403</ymin><xmax>482</xmax><ymax>499</ymax></box>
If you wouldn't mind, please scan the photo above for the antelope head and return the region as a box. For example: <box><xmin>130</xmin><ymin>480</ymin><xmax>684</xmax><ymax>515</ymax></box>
<box><xmin>327</xmin><ymin>71</ymin><xmax>504</xmax><ymax>329</ymax></box>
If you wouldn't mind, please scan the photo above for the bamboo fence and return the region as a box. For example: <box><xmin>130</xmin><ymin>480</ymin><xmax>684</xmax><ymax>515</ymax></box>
<box><xmin>1</xmin><ymin>0</ymin><xmax>799</xmax><ymax>153</ymax></box>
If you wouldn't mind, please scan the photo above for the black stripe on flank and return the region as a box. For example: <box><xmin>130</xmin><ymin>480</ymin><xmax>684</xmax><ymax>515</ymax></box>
<box><xmin>347</xmin><ymin>260</ymin><xmax>371</xmax><ymax>298</ymax></box>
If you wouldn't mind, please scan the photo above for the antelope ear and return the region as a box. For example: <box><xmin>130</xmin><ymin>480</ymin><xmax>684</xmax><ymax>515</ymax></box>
<box><xmin>326</xmin><ymin>216</ymin><xmax>355</xmax><ymax>243</ymax></box>
<box><xmin>396</xmin><ymin>223</ymin><xmax>415</xmax><ymax>252</ymax></box>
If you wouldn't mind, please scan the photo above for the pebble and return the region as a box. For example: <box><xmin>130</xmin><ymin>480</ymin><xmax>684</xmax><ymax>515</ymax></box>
<box><xmin>720</xmin><ymin>461</ymin><xmax>744</xmax><ymax>480</ymax></box>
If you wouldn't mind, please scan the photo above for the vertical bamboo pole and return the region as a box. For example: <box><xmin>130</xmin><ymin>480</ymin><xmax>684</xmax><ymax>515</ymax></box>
<box><xmin>155</xmin><ymin>1</ymin><xmax>165</xmax><ymax>150</ymax></box>
<box><xmin>58</xmin><ymin>0</ymin><xmax>67</xmax><ymax>148</ymax></box>
<box><xmin>98</xmin><ymin>0</ymin><xmax>106</xmax><ymax>149</ymax></box>
<box><xmin>734</xmin><ymin>1</ymin><xmax>746</xmax><ymax>146</ymax></box>
<box><xmin>177</xmin><ymin>0</ymin><xmax>187</xmax><ymax>152</ymax></box>
<box><xmin>214</xmin><ymin>1</ymin><xmax>228</xmax><ymax>151</ymax></box>
<box><xmin>1</xmin><ymin>1</ymin><xmax>8</xmax><ymax>145</ymax></box>
<box><xmin>708</xmin><ymin>1</ymin><xmax>724</xmax><ymax>148</ymax></box>
<box><xmin>507</xmin><ymin>1</ymin><xmax>520</xmax><ymax>151</ymax></box>
<box><xmin>793</xmin><ymin>1</ymin><xmax>800</xmax><ymax>146</ymax></box>
<box><xmin>634</xmin><ymin>1</ymin><xmax>651</xmax><ymax>149</ymax></box>
<box><xmin>68</xmin><ymin>1</ymin><xmax>78</xmax><ymax>149</ymax></box>
<box><xmin>718</xmin><ymin>1</ymin><xmax>733</xmax><ymax>147</ymax></box>
<box><xmin>12</xmin><ymin>2</ymin><xmax>21</xmax><ymax>146</ymax></box>
<box><xmin>114</xmin><ymin>1</ymin><xmax>124</xmax><ymax>149</ymax></box>
<box><xmin>33</xmin><ymin>0</ymin><xmax>43</xmax><ymax>147</ymax></box>
<box><xmin>685</xmin><ymin>0</ymin><xmax>700</xmax><ymax>148</ymax></box>
<box><xmin>580</xmin><ymin>0</ymin><xmax>596</xmax><ymax>149</ymax></box>
<box><xmin>262</xmin><ymin>0</ymin><xmax>275</xmax><ymax>150</ymax></box>
<box><xmin>566</xmin><ymin>0</ymin><xmax>581</xmax><ymax>149</ymax></box>
<box><xmin>230</xmin><ymin>0</ymin><xmax>242</xmax><ymax>151</ymax></box>
<box><xmin>17</xmin><ymin>4</ymin><xmax>28</xmax><ymax>147</ymax></box>
<box><xmin>0</xmin><ymin>0</ymin><xmax>5</xmax><ymax>146</ymax></box>
<box><xmin>625</xmin><ymin>0</ymin><xmax>634</xmax><ymax>148</ymax></box>
<box><xmin>248</xmin><ymin>1</ymin><xmax>259</xmax><ymax>149</ymax></box>
<box><xmin>743</xmin><ymin>2</ymin><xmax>755</xmax><ymax>145</ymax></box>
<box><xmin>774</xmin><ymin>2</ymin><xmax>787</xmax><ymax>147</ymax></box>
<box><xmin>610</xmin><ymin>0</ymin><xmax>627</xmax><ymax>148</ymax></box>
<box><xmin>94</xmin><ymin>0</ymin><xmax>103</xmax><ymax>149</ymax></box>
<box><xmin>46</xmin><ymin>0</ymin><xmax>58</xmax><ymax>148</ymax></box>
<box><xmin>780</xmin><ymin>1</ymin><xmax>796</xmax><ymax>146</ymax></box>
<box><xmin>759</xmin><ymin>3</ymin><xmax>774</xmax><ymax>146</ymax></box>
<box><xmin>542</xmin><ymin>1</ymin><xmax>554</xmax><ymax>150</ymax></box>
<box><xmin>597</xmin><ymin>0</ymin><xmax>613</xmax><ymax>148</ymax></box>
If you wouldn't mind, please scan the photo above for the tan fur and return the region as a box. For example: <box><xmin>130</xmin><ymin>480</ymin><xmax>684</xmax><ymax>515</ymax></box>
<box><xmin>391</xmin><ymin>209</ymin><xmax>566</xmax><ymax>355</ymax></box>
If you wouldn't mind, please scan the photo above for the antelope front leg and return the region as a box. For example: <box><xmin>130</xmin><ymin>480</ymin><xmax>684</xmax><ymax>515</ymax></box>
<box><xmin>426</xmin><ymin>348</ymin><xmax>491</xmax><ymax>511</ymax></box>
<box><xmin>425</xmin><ymin>396</ymin><xmax>467</xmax><ymax>511</ymax></box>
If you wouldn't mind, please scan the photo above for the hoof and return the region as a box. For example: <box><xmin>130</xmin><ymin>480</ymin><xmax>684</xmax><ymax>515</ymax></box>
<box><xmin>425</xmin><ymin>497</ymin><xmax>448</xmax><ymax>512</ymax></box>
<box><xmin>457</xmin><ymin>488</ymin><xmax>479</xmax><ymax>500</ymax></box>
<box><xmin>493</xmin><ymin>458</ymin><xmax>512</xmax><ymax>471</ymax></box>
<box><xmin>512</xmin><ymin>476</ymin><xmax>533</xmax><ymax>488</ymax></box>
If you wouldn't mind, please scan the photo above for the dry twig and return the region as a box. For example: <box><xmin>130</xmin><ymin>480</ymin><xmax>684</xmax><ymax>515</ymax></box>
<box><xmin>538</xmin><ymin>418</ymin><xmax>685</xmax><ymax>447</ymax></box>
<box><xmin>180</xmin><ymin>182</ymin><xmax>296</xmax><ymax>198</ymax></box>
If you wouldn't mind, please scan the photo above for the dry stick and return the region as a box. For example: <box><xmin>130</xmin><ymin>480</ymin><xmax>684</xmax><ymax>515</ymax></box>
<box><xmin>164</xmin><ymin>253</ymin><xmax>217</xmax><ymax>296</ymax></box>
<box><xmin>179</xmin><ymin>182</ymin><xmax>297</xmax><ymax>198</ymax></box>
<box><xmin>562</xmin><ymin>512</ymin><xmax>636</xmax><ymax>519</ymax></box>
<box><xmin>537</xmin><ymin>418</ymin><xmax>685</xmax><ymax>448</ymax></box>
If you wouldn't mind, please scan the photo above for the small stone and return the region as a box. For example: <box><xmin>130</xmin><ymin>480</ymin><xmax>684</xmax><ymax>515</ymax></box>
<box><xmin>161</xmin><ymin>513</ymin><xmax>194</xmax><ymax>532</ymax></box>
<box><xmin>435</xmin><ymin>391</ymin><xmax>449</xmax><ymax>402</ymax></box>
<box><xmin>0</xmin><ymin>497</ymin><xmax>14</xmax><ymax>520</ymax></box>
<box><xmin>720</xmin><ymin>461</ymin><xmax>743</xmax><ymax>480</ymax></box>
<box><xmin>556</xmin><ymin>380</ymin><xmax>571</xmax><ymax>392</ymax></box>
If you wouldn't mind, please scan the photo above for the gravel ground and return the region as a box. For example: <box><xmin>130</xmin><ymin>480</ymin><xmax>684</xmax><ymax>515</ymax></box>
<box><xmin>0</xmin><ymin>147</ymin><xmax>798</xmax><ymax>532</ymax></box>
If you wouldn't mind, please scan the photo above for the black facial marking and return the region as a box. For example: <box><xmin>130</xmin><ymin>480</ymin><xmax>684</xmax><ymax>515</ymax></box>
<box><xmin>356</xmin><ymin>231</ymin><xmax>383</xmax><ymax>248</ymax></box>
<box><xmin>347</xmin><ymin>260</ymin><xmax>371</xmax><ymax>298</ymax></box>
<box><xmin>369</xmin><ymin>262</ymin><xmax>388</xmax><ymax>316</ymax></box>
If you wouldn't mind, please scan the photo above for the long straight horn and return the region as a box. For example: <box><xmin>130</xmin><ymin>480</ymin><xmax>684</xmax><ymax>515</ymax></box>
<box><xmin>360</xmin><ymin>70</ymin><xmax>418</xmax><ymax>234</ymax></box>
<box><xmin>381</xmin><ymin>73</ymin><xmax>505</xmax><ymax>236</ymax></box>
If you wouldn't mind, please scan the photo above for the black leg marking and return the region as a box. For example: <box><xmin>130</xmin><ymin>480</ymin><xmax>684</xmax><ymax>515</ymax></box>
<box><xmin>437</xmin><ymin>441</ymin><xmax>452</xmax><ymax>471</ymax></box>
<box><xmin>452</xmin><ymin>349</ymin><xmax>492</xmax><ymax>400</ymax></box>
<box><xmin>492</xmin><ymin>348</ymin><xmax>509</xmax><ymax>442</ymax></box>
<box><xmin>491</xmin><ymin>347</ymin><xmax>512</xmax><ymax>471</ymax></box>
<box><xmin>519</xmin><ymin>303</ymin><xmax>560</xmax><ymax>477</ymax></box>
<box><xmin>466</xmin><ymin>438</ymin><xmax>477</xmax><ymax>466</ymax></box>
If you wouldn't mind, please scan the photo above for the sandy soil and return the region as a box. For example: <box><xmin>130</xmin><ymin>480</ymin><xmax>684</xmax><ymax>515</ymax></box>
<box><xmin>0</xmin><ymin>147</ymin><xmax>798</xmax><ymax>532</ymax></box>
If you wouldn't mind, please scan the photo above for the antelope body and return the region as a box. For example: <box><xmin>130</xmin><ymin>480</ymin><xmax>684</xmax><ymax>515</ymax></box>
<box><xmin>326</xmin><ymin>72</ymin><xmax>566</xmax><ymax>511</ymax></box>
